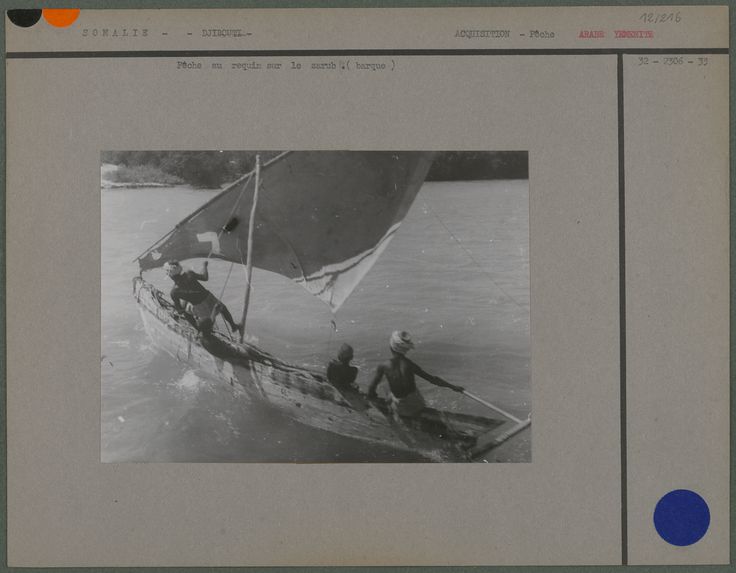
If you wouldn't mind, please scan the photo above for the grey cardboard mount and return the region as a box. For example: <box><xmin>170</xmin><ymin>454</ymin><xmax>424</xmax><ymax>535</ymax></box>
<box><xmin>3</xmin><ymin>3</ymin><xmax>731</xmax><ymax>569</ymax></box>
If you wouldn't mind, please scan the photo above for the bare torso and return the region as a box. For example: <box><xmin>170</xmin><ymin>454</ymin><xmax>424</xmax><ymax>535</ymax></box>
<box><xmin>368</xmin><ymin>351</ymin><xmax>464</xmax><ymax>400</ymax></box>
<box><xmin>381</xmin><ymin>356</ymin><xmax>417</xmax><ymax>398</ymax></box>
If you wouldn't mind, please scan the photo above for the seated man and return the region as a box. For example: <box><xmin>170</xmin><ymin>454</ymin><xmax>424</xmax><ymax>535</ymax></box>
<box><xmin>163</xmin><ymin>259</ymin><xmax>241</xmax><ymax>335</ymax></box>
<box><xmin>326</xmin><ymin>343</ymin><xmax>358</xmax><ymax>390</ymax></box>
<box><xmin>367</xmin><ymin>330</ymin><xmax>464</xmax><ymax>418</ymax></box>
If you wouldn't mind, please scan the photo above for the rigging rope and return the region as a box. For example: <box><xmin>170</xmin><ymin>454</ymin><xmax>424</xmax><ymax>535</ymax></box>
<box><xmin>205</xmin><ymin>174</ymin><xmax>253</xmax><ymax>335</ymax></box>
<box><xmin>217</xmin><ymin>262</ymin><xmax>235</xmax><ymax>301</ymax></box>
<box><xmin>421</xmin><ymin>198</ymin><xmax>526</xmax><ymax>311</ymax></box>
<box><xmin>327</xmin><ymin>317</ymin><xmax>337</xmax><ymax>358</ymax></box>
<box><xmin>206</xmin><ymin>174</ymin><xmax>254</xmax><ymax>283</ymax></box>
<box><xmin>210</xmin><ymin>174</ymin><xmax>253</xmax><ymax>255</ymax></box>
<box><xmin>210</xmin><ymin>261</ymin><xmax>236</xmax><ymax>336</ymax></box>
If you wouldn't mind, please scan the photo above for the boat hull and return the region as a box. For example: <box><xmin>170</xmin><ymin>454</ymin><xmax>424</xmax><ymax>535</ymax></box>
<box><xmin>133</xmin><ymin>277</ymin><xmax>507</xmax><ymax>461</ymax></box>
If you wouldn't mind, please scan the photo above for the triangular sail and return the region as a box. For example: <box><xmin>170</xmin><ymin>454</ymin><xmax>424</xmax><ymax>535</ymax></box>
<box><xmin>137</xmin><ymin>151</ymin><xmax>436</xmax><ymax>311</ymax></box>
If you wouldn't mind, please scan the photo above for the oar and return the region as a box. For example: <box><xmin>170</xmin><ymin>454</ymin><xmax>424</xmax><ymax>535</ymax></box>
<box><xmin>469</xmin><ymin>415</ymin><xmax>532</xmax><ymax>459</ymax></box>
<box><xmin>461</xmin><ymin>390</ymin><xmax>524</xmax><ymax>425</ymax></box>
<box><xmin>460</xmin><ymin>390</ymin><xmax>532</xmax><ymax>458</ymax></box>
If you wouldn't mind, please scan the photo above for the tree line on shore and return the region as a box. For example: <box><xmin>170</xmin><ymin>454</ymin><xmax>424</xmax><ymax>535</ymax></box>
<box><xmin>101</xmin><ymin>150</ymin><xmax>528</xmax><ymax>188</ymax></box>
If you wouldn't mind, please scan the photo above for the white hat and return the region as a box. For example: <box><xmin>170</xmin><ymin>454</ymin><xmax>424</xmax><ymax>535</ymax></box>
<box><xmin>389</xmin><ymin>330</ymin><xmax>414</xmax><ymax>354</ymax></box>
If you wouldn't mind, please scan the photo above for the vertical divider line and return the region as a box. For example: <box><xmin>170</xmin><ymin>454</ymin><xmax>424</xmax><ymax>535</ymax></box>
<box><xmin>617</xmin><ymin>52</ymin><xmax>628</xmax><ymax>566</ymax></box>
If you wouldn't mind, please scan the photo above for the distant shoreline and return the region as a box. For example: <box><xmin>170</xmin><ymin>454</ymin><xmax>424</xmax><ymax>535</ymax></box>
<box><xmin>100</xmin><ymin>151</ymin><xmax>530</xmax><ymax>189</ymax></box>
<box><xmin>101</xmin><ymin>162</ymin><xmax>187</xmax><ymax>189</ymax></box>
<box><xmin>101</xmin><ymin>181</ymin><xmax>177</xmax><ymax>189</ymax></box>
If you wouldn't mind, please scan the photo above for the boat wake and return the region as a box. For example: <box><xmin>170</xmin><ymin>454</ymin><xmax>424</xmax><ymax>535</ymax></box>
<box><xmin>170</xmin><ymin>369</ymin><xmax>207</xmax><ymax>394</ymax></box>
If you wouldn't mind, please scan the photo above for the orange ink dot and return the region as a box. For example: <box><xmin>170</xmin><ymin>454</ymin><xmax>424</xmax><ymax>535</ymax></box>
<box><xmin>43</xmin><ymin>9</ymin><xmax>80</xmax><ymax>28</ymax></box>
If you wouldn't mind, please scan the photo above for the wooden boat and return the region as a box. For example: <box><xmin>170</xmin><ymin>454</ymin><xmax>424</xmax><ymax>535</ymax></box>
<box><xmin>133</xmin><ymin>151</ymin><xmax>530</xmax><ymax>462</ymax></box>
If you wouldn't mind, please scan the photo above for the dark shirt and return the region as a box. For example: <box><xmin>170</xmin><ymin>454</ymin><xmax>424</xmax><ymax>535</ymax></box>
<box><xmin>170</xmin><ymin>270</ymin><xmax>209</xmax><ymax>310</ymax></box>
<box><xmin>326</xmin><ymin>360</ymin><xmax>358</xmax><ymax>388</ymax></box>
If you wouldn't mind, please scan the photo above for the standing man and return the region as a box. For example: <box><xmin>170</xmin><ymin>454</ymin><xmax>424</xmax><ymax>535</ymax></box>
<box><xmin>367</xmin><ymin>330</ymin><xmax>464</xmax><ymax>417</ymax></box>
<box><xmin>164</xmin><ymin>259</ymin><xmax>241</xmax><ymax>335</ymax></box>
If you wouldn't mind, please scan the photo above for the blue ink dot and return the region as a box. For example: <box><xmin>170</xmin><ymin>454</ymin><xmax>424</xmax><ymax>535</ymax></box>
<box><xmin>654</xmin><ymin>489</ymin><xmax>710</xmax><ymax>546</ymax></box>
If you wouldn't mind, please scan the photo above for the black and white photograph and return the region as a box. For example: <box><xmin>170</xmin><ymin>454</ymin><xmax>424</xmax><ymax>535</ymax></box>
<box><xmin>101</xmin><ymin>150</ymin><xmax>530</xmax><ymax>463</ymax></box>
<box><xmin>7</xmin><ymin>3</ymin><xmax>730</xmax><ymax>565</ymax></box>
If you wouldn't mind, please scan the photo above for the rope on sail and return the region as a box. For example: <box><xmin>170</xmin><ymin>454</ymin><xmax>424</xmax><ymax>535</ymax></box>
<box><xmin>421</xmin><ymin>198</ymin><xmax>527</xmax><ymax>311</ymax></box>
<box><xmin>327</xmin><ymin>317</ymin><xmax>337</xmax><ymax>358</ymax></box>
<box><xmin>217</xmin><ymin>262</ymin><xmax>235</xmax><ymax>302</ymax></box>
<box><xmin>206</xmin><ymin>173</ymin><xmax>253</xmax><ymax>335</ymax></box>
<box><xmin>208</xmin><ymin>172</ymin><xmax>253</xmax><ymax>260</ymax></box>
<box><xmin>207</xmin><ymin>175</ymin><xmax>253</xmax><ymax>288</ymax></box>
<box><xmin>214</xmin><ymin>262</ymin><xmax>237</xmax><ymax>336</ymax></box>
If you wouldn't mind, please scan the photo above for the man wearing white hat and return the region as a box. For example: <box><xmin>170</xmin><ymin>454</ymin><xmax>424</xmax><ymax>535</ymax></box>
<box><xmin>367</xmin><ymin>330</ymin><xmax>464</xmax><ymax>417</ymax></box>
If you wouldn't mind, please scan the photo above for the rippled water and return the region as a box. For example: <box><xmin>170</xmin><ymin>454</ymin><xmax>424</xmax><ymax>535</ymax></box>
<box><xmin>101</xmin><ymin>180</ymin><xmax>530</xmax><ymax>462</ymax></box>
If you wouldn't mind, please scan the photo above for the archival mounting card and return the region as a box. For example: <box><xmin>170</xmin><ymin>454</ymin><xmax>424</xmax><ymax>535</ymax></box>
<box><xmin>4</xmin><ymin>5</ymin><xmax>729</xmax><ymax>567</ymax></box>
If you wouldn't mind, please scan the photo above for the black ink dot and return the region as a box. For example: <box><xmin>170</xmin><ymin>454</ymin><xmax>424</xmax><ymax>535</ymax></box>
<box><xmin>7</xmin><ymin>9</ymin><xmax>42</xmax><ymax>27</ymax></box>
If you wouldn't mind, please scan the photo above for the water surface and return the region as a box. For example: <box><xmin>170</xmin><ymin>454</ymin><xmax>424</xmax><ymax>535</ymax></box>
<box><xmin>101</xmin><ymin>180</ymin><xmax>530</xmax><ymax>462</ymax></box>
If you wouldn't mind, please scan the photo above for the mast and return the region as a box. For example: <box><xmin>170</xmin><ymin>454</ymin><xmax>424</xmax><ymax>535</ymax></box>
<box><xmin>239</xmin><ymin>154</ymin><xmax>261</xmax><ymax>342</ymax></box>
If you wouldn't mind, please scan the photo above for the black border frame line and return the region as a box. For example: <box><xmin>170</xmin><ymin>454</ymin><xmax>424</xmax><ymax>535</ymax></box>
<box><xmin>5</xmin><ymin>47</ymin><xmax>730</xmax><ymax>58</ymax></box>
<box><xmin>617</xmin><ymin>51</ymin><xmax>627</xmax><ymax>566</ymax></box>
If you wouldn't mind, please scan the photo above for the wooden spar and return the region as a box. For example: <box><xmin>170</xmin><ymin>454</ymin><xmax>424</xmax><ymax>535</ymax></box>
<box><xmin>461</xmin><ymin>390</ymin><xmax>523</xmax><ymax>424</ymax></box>
<box><xmin>239</xmin><ymin>154</ymin><xmax>261</xmax><ymax>342</ymax></box>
